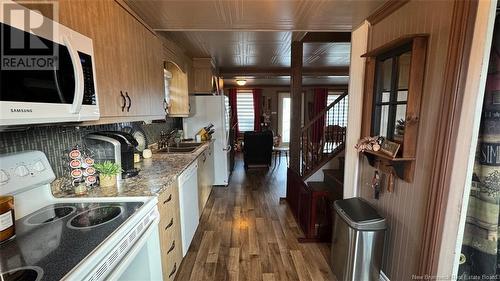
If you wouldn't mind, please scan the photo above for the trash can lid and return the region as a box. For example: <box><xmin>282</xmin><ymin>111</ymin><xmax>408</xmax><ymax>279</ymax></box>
<box><xmin>334</xmin><ymin>198</ymin><xmax>386</xmax><ymax>231</ymax></box>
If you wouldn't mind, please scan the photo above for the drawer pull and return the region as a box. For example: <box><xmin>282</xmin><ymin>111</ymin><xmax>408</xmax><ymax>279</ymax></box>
<box><xmin>163</xmin><ymin>194</ymin><xmax>172</xmax><ymax>204</ymax></box>
<box><xmin>125</xmin><ymin>92</ymin><xmax>131</xmax><ymax>112</ymax></box>
<box><xmin>168</xmin><ymin>263</ymin><xmax>177</xmax><ymax>278</ymax></box>
<box><xmin>167</xmin><ymin>240</ymin><xmax>175</xmax><ymax>254</ymax></box>
<box><xmin>120</xmin><ymin>91</ymin><xmax>126</xmax><ymax>112</ymax></box>
<box><xmin>165</xmin><ymin>218</ymin><xmax>173</xmax><ymax>230</ymax></box>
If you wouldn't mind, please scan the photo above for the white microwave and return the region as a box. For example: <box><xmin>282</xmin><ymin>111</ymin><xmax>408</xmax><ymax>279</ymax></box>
<box><xmin>0</xmin><ymin>1</ymin><xmax>99</xmax><ymax>126</ymax></box>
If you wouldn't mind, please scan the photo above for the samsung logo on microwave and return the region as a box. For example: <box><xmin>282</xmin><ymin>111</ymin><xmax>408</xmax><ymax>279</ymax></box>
<box><xmin>10</xmin><ymin>108</ymin><xmax>33</xmax><ymax>113</ymax></box>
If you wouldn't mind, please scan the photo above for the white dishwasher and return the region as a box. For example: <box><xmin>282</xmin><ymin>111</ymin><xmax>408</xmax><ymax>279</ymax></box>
<box><xmin>178</xmin><ymin>161</ymin><xmax>199</xmax><ymax>257</ymax></box>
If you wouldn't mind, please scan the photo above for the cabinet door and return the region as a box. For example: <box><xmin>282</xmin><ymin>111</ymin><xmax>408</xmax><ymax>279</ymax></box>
<box><xmin>58</xmin><ymin>0</ymin><xmax>165</xmax><ymax>119</ymax></box>
<box><xmin>193</xmin><ymin>67</ymin><xmax>214</xmax><ymax>93</ymax></box>
<box><xmin>118</xmin><ymin>8</ymin><xmax>151</xmax><ymax>116</ymax></box>
<box><xmin>58</xmin><ymin>0</ymin><xmax>125</xmax><ymax>117</ymax></box>
<box><xmin>167</xmin><ymin>63</ymin><xmax>189</xmax><ymax>116</ymax></box>
<box><xmin>144</xmin><ymin>32</ymin><xmax>166</xmax><ymax>117</ymax></box>
<box><xmin>197</xmin><ymin>152</ymin><xmax>207</xmax><ymax>214</ymax></box>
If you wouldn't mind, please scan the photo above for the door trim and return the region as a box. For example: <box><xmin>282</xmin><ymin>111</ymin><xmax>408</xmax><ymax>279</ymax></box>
<box><xmin>418</xmin><ymin>0</ymin><xmax>479</xmax><ymax>275</ymax></box>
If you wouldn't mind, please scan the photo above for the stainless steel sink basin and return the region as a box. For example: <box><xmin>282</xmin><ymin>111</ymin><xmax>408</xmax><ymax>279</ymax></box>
<box><xmin>157</xmin><ymin>143</ymin><xmax>202</xmax><ymax>154</ymax></box>
<box><xmin>174</xmin><ymin>143</ymin><xmax>203</xmax><ymax>148</ymax></box>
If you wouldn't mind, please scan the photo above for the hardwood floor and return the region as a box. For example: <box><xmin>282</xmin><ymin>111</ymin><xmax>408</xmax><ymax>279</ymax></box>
<box><xmin>175</xmin><ymin>154</ymin><xmax>337</xmax><ymax>281</ymax></box>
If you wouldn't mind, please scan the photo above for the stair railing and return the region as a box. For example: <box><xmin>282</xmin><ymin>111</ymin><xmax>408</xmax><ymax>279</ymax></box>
<box><xmin>300</xmin><ymin>92</ymin><xmax>348</xmax><ymax>177</ymax></box>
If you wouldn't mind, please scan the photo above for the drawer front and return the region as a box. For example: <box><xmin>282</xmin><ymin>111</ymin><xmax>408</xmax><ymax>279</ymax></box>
<box><xmin>157</xmin><ymin>183</ymin><xmax>183</xmax><ymax>281</ymax></box>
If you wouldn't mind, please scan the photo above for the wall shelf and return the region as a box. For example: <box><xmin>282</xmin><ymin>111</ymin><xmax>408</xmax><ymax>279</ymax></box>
<box><xmin>362</xmin><ymin>150</ymin><xmax>415</xmax><ymax>182</ymax></box>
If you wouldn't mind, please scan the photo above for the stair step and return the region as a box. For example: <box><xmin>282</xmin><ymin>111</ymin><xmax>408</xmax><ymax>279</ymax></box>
<box><xmin>323</xmin><ymin>169</ymin><xmax>344</xmax><ymax>187</ymax></box>
<box><xmin>307</xmin><ymin>181</ymin><xmax>331</xmax><ymax>193</ymax></box>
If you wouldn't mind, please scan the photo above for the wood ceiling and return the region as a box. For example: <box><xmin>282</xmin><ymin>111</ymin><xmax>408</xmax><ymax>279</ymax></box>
<box><xmin>125</xmin><ymin>0</ymin><xmax>385</xmax><ymax>31</ymax></box>
<box><xmin>160</xmin><ymin>31</ymin><xmax>351</xmax><ymax>68</ymax></box>
<box><xmin>125</xmin><ymin>0</ymin><xmax>386</xmax><ymax>86</ymax></box>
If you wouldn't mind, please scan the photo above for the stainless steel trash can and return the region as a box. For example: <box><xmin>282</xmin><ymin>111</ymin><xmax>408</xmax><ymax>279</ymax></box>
<box><xmin>331</xmin><ymin>198</ymin><xmax>386</xmax><ymax>281</ymax></box>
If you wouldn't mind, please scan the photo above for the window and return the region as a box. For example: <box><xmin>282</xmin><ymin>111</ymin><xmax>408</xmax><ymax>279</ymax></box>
<box><xmin>279</xmin><ymin>92</ymin><xmax>291</xmax><ymax>144</ymax></box>
<box><xmin>361</xmin><ymin>35</ymin><xmax>427</xmax><ymax>182</ymax></box>
<box><xmin>372</xmin><ymin>45</ymin><xmax>411</xmax><ymax>142</ymax></box>
<box><xmin>236</xmin><ymin>90</ymin><xmax>254</xmax><ymax>132</ymax></box>
<box><xmin>327</xmin><ymin>91</ymin><xmax>349</xmax><ymax>127</ymax></box>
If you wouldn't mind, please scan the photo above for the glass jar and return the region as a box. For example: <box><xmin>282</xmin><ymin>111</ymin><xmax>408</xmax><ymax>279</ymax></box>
<box><xmin>0</xmin><ymin>196</ymin><xmax>15</xmax><ymax>244</ymax></box>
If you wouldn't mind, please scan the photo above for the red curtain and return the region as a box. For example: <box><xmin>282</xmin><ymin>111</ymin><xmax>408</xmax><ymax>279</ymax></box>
<box><xmin>312</xmin><ymin>88</ymin><xmax>328</xmax><ymax>144</ymax></box>
<box><xmin>252</xmin><ymin>89</ymin><xmax>262</xmax><ymax>132</ymax></box>
<box><xmin>228</xmin><ymin>88</ymin><xmax>239</xmax><ymax>136</ymax></box>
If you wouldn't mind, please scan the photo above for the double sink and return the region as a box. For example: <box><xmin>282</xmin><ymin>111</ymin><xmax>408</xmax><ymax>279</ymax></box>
<box><xmin>157</xmin><ymin>142</ymin><xmax>203</xmax><ymax>154</ymax></box>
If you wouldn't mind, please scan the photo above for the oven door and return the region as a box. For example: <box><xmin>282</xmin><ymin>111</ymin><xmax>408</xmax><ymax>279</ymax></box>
<box><xmin>106</xmin><ymin>222</ymin><xmax>163</xmax><ymax>281</ymax></box>
<box><xmin>0</xmin><ymin>21</ymin><xmax>97</xmax><ymax>126</ymax></box>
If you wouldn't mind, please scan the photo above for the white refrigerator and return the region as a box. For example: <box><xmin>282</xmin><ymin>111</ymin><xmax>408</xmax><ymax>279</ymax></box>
<box><xmin>183</xmin><ymin>95</ymin><xmax>231</xmax><ymax>186</ymax></box>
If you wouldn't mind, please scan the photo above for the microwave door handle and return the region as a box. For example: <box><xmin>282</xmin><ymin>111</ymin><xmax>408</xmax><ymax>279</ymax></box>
<box><xmin>63</xmin><ymin>35</ymin><xmax>84</xmax><ymax>114</ymax></box>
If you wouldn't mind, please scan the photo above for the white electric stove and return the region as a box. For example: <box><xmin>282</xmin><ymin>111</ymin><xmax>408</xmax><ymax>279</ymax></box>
<box><xmin>0</xmin><ymin>151</ymin><xmax>163</xmax><ymax>281</ymax></box>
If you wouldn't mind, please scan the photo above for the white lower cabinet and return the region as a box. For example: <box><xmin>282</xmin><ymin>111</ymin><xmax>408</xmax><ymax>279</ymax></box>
<box><xmin>198</xmin><ymin>142</ymin><xmax>214</xmax><ymax>215</ymax></box>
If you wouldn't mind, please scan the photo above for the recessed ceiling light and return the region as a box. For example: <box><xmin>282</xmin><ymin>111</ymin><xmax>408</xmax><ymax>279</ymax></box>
<box><xmin>236</xmin><ymin>79</ymin><xmax>247</xmax><ymax>86</ymax></box>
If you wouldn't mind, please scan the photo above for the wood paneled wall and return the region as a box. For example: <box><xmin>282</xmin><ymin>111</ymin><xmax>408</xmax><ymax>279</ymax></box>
<box><xmin>358</xmin><ymin>1</ymin><xmax>454</xmax><ymax>280</ymax></box>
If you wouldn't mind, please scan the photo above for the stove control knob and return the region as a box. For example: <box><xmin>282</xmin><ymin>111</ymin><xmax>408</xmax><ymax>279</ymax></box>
<box><xmin>33</xmin><ymin>161</ymin><xmax>46</xmax><ymax>172</ymax></box>
<box><xmin>15</xmin><ymin>165</ymin><xmax>29</xmax><ymax>177</ymax></box>
<box><xmin>0</xmin><ymin>170</ymin><xmax>9</xmax><ymax>183</ymax></box>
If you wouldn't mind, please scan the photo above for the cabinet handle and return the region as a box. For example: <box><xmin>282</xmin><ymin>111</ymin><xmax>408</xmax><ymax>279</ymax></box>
<box><xmin>120</xmin><ymin>91</ymin><xmax>126</xmax><ymax>112</ymax></box>
<box><xmin>165</xmin><ymin>218</ymin><xmax>173</xmax><ymax>230</ymax></box>
<box><xmin>163</xmin><ymin>99</ymin><xmax>168</xmax><ymax>113</ymax></box>
<box><xmin>168</xmin><ymin>263</ymin><xmax>177</xmax><ymax>278</ymax></box>
<box><xmin>167</xmin><ymin>240</ymin><xmax>175</xmax><ymax>254</ymax></box>
<box><xmin>163</xmin><ymin>194</ymin><xmax>172</xmax><ymax>204</ymax></box>
<box><xmin>125</xmin><ymin>92</ymin><xmax>131</xmax><ymax>112</ymax></box>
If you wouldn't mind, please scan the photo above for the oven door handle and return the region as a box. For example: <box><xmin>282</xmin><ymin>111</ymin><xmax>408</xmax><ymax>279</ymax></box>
<box><xmin>63</xmin><ymin>35</ymin><xmax>84</xmax><ymax>114</ymax></box>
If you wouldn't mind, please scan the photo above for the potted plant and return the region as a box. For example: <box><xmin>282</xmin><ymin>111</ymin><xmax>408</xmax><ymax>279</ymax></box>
<box><xmin>94</xmin><ymin>161</ymin><xmax>122</xmax><ymax>187</ymax></box>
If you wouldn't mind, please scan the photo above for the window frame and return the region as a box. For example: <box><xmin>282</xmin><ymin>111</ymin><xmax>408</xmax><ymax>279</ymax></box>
<box><xmin>360</xmin><ymin>34</ymin><xmax>428</xmax><ymax>182</ymax></box>
<box><xmin>371</xmin><ymin>43</ymin><xmax>412</xmax><ymax>140</ymax></box>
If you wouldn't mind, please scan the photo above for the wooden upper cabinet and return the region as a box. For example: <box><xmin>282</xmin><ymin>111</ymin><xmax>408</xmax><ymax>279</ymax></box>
<box><xmin>192</xmin><ymin>58</ymin><xmax>216</xmax><ymax>94</ymax></box>
<box><xmin>166</xmin><ymin>62</ymin><xmax>189</xmax><ymax>117</ymax></box>
<box><xmin>55</xmin><ymin>0</ymin><xmax>165</xmax><ymax>121</ymax></box>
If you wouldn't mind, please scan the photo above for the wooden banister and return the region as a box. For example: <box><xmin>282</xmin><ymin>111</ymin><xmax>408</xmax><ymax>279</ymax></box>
<box><xmin>301</xmin><ymin>92</ymin><xmax>348</xmax><ymax>132</ymax></box>
<box><xmin>300</xmin><ymin>92</ymin><xmax>349</xmax><ymax>178</ymax></box>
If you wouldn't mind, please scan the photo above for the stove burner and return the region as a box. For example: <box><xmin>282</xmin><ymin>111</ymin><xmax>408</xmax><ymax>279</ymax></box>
<box><xmin>68</xmin><ymin>206</ymin><xmax>123</xmax><ymax>229</ymax></box>
<box><xmin>0</xmin><ymin>266</ymin><xmax>43</xmax><ymax>281</ymax></box>
<box><xmin>25</xmin><ymin>206</ymin><xmax>76</xmax><ymax>225</ymax></box>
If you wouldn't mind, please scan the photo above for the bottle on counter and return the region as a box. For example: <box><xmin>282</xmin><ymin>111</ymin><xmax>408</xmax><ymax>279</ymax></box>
<box><xmin>0</xmin><ymin>195</ymin><xmax>15</xmax><ymax>244</ymax></box>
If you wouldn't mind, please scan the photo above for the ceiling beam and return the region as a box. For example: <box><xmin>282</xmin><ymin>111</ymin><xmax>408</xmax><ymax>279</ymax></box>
<box><xmin>223</xmin><ymin>84</ymin><xmax>349</xmax><ymax>89</ymax></box>
<box><xmin>300</xmin><ymin>32</ymin><xmax>351</xmax><ymax>43</ymax></box>
<box><xmin>219</xmin><ymin>66</ymin><xmax>349</xmax><ymax>77</ymax></box>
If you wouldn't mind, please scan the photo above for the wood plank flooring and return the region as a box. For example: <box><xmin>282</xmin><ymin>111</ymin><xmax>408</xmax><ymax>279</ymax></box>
<box><xmin>175</xmin><ymin>154</ymin><xmax>337</xmax><ymax>281</ymax></box>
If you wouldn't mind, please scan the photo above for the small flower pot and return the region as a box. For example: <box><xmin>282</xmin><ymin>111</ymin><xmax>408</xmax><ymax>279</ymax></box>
<box><xmin>99</xmin><ymin>175</ymin><xmax>117</xmax><ymax>187</ymax></box>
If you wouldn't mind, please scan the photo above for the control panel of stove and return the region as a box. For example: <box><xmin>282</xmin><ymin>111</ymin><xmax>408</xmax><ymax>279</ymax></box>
<box><xmin>0</xmin><ymin>151</ymin><xmax>55</xmax><ymax>195</ymax></box>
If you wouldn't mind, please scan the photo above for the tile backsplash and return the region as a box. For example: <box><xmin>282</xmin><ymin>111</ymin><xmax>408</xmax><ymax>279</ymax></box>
<box><xmin>0</xmin><ymin>118</ymin><xmax>182</xmax><ymax>177</ymax></box>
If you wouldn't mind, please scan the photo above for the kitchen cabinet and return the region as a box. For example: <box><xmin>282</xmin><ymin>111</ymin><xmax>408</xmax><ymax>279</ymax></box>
<box><xmin>192</xmin><ymin>58</ymin><xmax>217</xmax><ymax>94</ymax></box>
<box><xmin>55</xmin><ymin>0</ymin><xmax>166</xmax><ymax>122</ymax></box>
<box><xmin>157</xmin><ymin>183</ymin><xmax>183</xmax><ymax>281</ymax></box>
<box><xmin>197</xmin><ymin>142</ymin><xmax>214</xmax><ymax>214</ymax></box>
<box><xmin>166</xmin><ymin>62</ymin><xmax>190</xmax><ymax>117</ymax></box>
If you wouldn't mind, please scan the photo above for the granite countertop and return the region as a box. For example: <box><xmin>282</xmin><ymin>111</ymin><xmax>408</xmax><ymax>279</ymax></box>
<box><xmin>52</xmin><ymin>141</ymin><xmax>211</xmax><ymax>198</ymax></box>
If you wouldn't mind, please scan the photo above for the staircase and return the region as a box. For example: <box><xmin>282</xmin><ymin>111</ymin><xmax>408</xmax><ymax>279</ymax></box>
<box><xmin>285</xmin><ymin>92</ymin><xmax>348</xmax><ymax>243</ymax></box>
<box><xmin>300</xmin><ymin>92</ymin><xmax>348</xmax><ymax>179</ymax></box>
